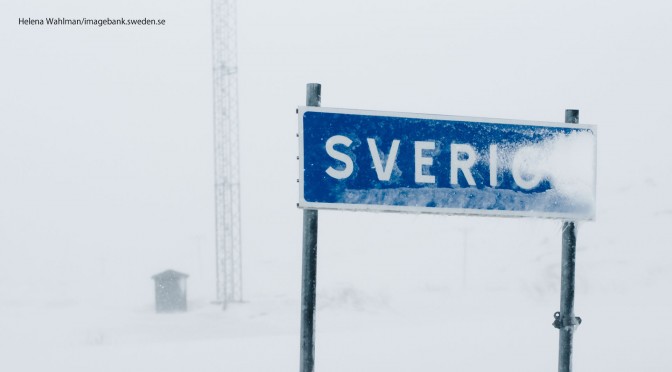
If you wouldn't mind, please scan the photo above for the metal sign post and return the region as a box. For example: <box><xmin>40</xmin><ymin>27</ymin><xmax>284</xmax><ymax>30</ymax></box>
<box><xmin>553</xmin><ymin>109</ymin><xmax>582</xmax><ymax>372</ymax></box>
<box><xmin>299</xmin><ymin>83</ymin><xmax>321</xmax><ymax>372</ymax></box>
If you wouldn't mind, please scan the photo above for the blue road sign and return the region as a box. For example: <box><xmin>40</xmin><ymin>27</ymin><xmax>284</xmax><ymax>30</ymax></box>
<box><xmin>298</xmin><ymin>107</ymin><xmax>596</xmax><ymax>220</ymax></box>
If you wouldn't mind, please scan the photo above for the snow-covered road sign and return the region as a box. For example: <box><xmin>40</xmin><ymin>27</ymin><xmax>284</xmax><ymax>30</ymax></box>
<box><xmin>298</xmin><ymin>107</ymin><xmax>596</xmax><ymax>220</ymax></box>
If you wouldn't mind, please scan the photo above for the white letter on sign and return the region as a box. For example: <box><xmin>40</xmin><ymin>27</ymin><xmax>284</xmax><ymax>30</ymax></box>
<box><xmin>415</xmin><ymin>141</ymin><xmax>436</xmax><ymax>184</ymax></box>
<box><xmin>489</xmin><ymin>144</ymin><xmax>498</xmax><ymax>187</ymax></box>
<box><xmin>325</xmin><ymin>135</ymin><xmax>354</xmax><ymax>180</ymax></box>
<box><xmin>512</xmin><ymin>147</ymin><xmax>543</xmax><ymax>189</ymax></box>
<box><xmin>367</xmin><ymin>138</ymin><xmax>400</xmax><ymax>181</ymax></box>
<box><xmin>451</xmin><ymin>144</ymin><xmax>477</xmax><ymax>186</ymax></box>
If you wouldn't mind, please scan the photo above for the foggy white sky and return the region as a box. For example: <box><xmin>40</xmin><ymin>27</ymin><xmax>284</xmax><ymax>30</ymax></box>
<box><xmin>1</xmin><ymin>0</ymin><xmax>672</xmax><ymax>307</ymax></box>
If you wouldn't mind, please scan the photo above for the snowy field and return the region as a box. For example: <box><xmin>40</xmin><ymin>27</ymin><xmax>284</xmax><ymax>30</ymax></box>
<box><xmin>2</xmin><ymin>1</ymin><xmax>672</xmax><ymax>371</ymax></box>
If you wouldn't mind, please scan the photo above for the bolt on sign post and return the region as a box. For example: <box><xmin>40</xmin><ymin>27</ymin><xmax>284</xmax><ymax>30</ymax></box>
<box><xmin>296</xmin><ymin>84</ymin><xmax>596</xmax><ymax>372</ymax></box>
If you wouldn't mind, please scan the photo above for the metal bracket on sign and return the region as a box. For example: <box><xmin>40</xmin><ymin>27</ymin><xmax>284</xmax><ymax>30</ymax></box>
<box><xmin>553</xmin><ymin>311</ymin><xmax>582</xmax><ymax>330</ymax></box>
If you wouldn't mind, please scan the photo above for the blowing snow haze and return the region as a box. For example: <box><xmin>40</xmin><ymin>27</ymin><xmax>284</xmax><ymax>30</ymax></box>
<box><xmin>1</xmin><ymin>0</ymin><xmax>672</xmax><ymax>371</ymax></box>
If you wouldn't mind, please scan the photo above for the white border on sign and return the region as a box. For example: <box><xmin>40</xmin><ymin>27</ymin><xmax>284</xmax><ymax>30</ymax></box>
<box><xmin>296</xmin><ymin>106</ymin><xmax>597</xmax><ymax>221</ymax></box>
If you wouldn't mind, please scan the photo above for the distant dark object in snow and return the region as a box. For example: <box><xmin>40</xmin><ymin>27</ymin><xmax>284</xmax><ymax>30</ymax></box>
<box><xmin>151</xmin><ymin>270</ymin><xmax>189</xmax><ymax>313</ymax></box>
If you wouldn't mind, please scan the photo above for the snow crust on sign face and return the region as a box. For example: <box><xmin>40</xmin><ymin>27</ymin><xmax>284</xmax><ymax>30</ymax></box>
<box><xmin>342</xmin><ymin>187</ymin><xmax>593</xmax><ymax>217</ymax></box>
<box><xmin>341</xmin><ymin>129</ymin><xmax>596</xmax><ymax>218</ymax></box>
<box><xmin>502</xmin><ymin>130</ymin><xmax>597</xmax><ymax>209</ymax></box>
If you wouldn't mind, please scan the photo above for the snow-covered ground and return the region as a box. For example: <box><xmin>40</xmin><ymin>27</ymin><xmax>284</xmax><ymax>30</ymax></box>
<box><xmin>2</xmin><ymin>0</ymin><xmax>672</xmax><ymax>371</ymax></box>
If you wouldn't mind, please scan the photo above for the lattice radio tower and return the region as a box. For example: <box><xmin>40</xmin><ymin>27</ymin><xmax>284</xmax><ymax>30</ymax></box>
<box><xmin>211</xmin><ymin>0</ymin><xmax>242</xmax><ymax>306</ymax></box>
